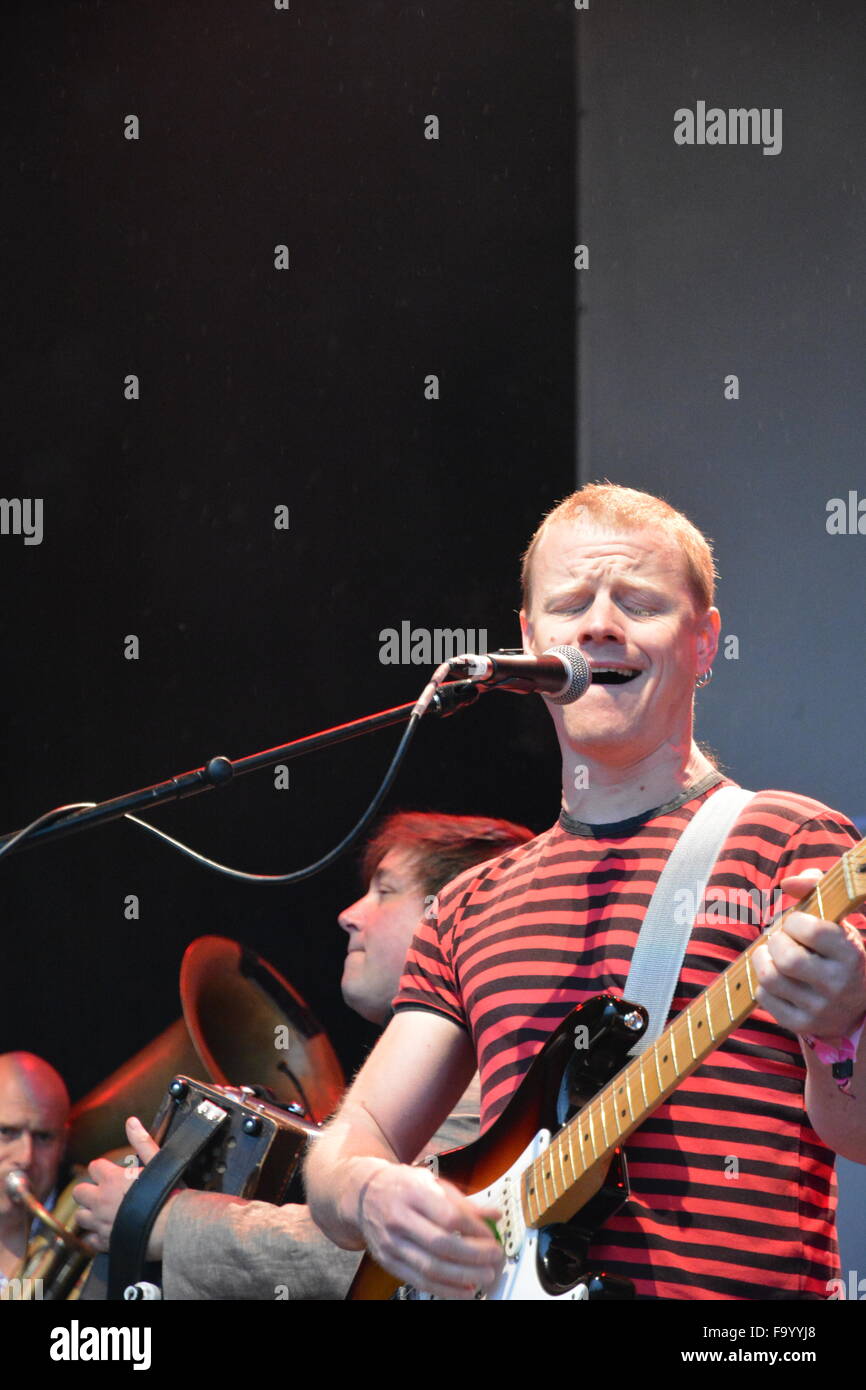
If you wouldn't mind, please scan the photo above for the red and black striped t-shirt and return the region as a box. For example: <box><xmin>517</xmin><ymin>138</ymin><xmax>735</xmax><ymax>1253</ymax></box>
<box><xmin>393</xmin><ymin>776</ymin><xmax>866</xmax><ymax>1300</ymax></box>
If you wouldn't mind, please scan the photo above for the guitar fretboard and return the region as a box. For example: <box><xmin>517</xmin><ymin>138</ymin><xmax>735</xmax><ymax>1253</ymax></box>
<box><xmin>522</xmin><ymin>844</ymin><xmax>866</xmax><ymax>1228</ymax></box>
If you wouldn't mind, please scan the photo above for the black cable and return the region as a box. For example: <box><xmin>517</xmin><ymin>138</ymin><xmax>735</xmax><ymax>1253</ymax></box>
<box><xmin>0</xmin><ymin>712</ymin><xmax>423</xmax><ymax>885</ymax></box>
<box><xmin>122</xmin><ymin>710</ymin><xmax>423</xmax><ymax>884</ymax></box>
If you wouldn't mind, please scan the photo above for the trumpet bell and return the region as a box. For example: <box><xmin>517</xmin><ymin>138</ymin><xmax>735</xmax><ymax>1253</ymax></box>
<box><xmin>68</xmin><ymin>935</ymin><xmax>344</xmax><ymax>1164</ymax></box>
<box><xmin>181</xmin><ymin>935</ymin><xmax>344</xmax><ymax>1123</ymax></box>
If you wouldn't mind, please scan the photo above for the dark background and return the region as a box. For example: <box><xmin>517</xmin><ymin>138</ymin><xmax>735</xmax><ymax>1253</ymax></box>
<box><xmin>2</xmin><ymin>1</ymin><xmax>575</xmax><ymax>1092</ymax></box>
<box><xmin>4</xmin><ymin>0</ymin><xmax>866</xmax><ymax>1272</ymax></box>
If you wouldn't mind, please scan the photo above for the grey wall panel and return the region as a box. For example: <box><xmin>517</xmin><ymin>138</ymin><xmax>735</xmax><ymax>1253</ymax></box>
<box><xmin>579</xmin><ymin>0</ymin><xmax>866</xmax><ymax>1284</ymax></box>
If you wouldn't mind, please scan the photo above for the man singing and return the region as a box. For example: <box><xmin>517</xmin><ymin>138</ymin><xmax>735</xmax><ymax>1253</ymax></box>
<box><xmin>306</xmin><ymin>482</ymin><xmax>866</xmax><ymax>1300</ymax></box>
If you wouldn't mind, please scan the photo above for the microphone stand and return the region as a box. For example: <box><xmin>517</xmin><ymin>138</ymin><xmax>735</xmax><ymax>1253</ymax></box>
<box><xmin>0</xmin><ymin>680</ymin><xmax>481</xmax><ymax>861</ymax></box>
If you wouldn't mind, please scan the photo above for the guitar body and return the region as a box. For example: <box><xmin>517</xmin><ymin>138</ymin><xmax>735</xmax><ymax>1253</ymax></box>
<box><xmin>348</xmin><ymin>993</ymin><xmax>645</xmax><ymax>1300</ymax></box>
<box><xmin>348</xmin><ymin>840</ymin><xmax>866</xmax><ymax>1300</ymax></box>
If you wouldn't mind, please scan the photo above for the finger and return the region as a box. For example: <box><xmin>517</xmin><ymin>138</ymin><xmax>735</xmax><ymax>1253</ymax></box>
<box><xmin>426</xmin><ymin>1180</ymin><xmax>502</xmax><ymax>1238</ymax></box>
<box><xmin>387</xmin><ymin>1176</ymin><xmax>489</xmax><ymax>1243</ymax></box>
<box><xmin>437</xmin><ymin>1180</ymin><xmax>501</xmax><ymax>1219</ymax></box>
<box><xmin>754</xmin><ymin>982</ymin><xmax>815</xmax><ymax>1035</ymax></box>
<box><xmin>77</xmin><ymin>1225</ymin><xmax>109</xmax><ymax>1253</ymax></box>
<box><xmin>72</xmin><ymin>1181</ymin><xmax>97</xmax><ymax>1209</ymax></box>
<box><xmin>126</xmin><ymin>1116</ymin><xmax>159</xmax><ymax>1164</ymax></box>
<box><xmin>753</xmin><ymin>946</ymin><xmax>821</xmax><ymax>1020</ymax></box>
<box><xmin>376</xmin><ymin>1231</ymin><xmax>502</xmax><ymax>1298</ymax></box>
<box><xmin>404</xmin><ymin>1232</ymin><xmax>501</xmax><ymax>1290</ymax></box>
<box><xmin>778</xmin><ymin>868</ymin><xmax>824</xmax><ymax>893</ymax></box>
<box><xmin>777</xmin><ymin>872</ymin><xmax>831</xmax><ymax>911</ymax></box>
<box><xmin>756</xmin><ymin>974</ymin><xmax>816</xmax><ymax>1018</ymax></box>
<box><xmin>366</xmin><ymin>1182</ymin><xmax>504</xmax><ymax>1289</ymax></box>
<box><xmin>415</xmin><ymin>1215</ymin><xmax>503</xmax><ymax>1269</ymax></box>
<box><xmin>381</xmin><ymin>1198</ymin><xmax>503</xmax><ymax>1269</ymax></box>
<box><xmin>755</xmin><ymin>939</ymin><xmax>820</xmax><ymax>1001</ymax></box>
<box><xmin>780</xmin><ymin>913</ymin><xmax>853</xmax><ymax>960</ymax></box>
<box><xmin>86</xmin><ymin>1157</ymin><xmax>115</xmax><ymax>1182</ymax></box>
<box><xmin>74</xmin><ymin>1202</ymin><xmax>99</xmax><ymax>1233</ymax></box>
<box><xmin>767</xmin><ymin>927</ymin><xmax>827</xmax><ymax>984</ymax></box>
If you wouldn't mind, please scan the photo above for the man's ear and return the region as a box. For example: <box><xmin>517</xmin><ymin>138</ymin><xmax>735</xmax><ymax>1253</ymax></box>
<box><xmin>697</xmin><ymin>607</ymin><xmax>721</xmax><ymax>670</ymax></box>
<box><xmin>519</xmin><ymin>607</ymin><xmax>534</xmax><ymax>654</ymax></box>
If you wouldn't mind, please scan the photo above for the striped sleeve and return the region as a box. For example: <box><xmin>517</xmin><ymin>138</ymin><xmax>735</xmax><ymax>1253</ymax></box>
<box><xmin>392</xmin><ymin>872</ymin><xmax>473</xmax><ymax>1030</ymax></box>
<box><xmin>753</xmin><ymin>795</ymin><xmax>866</xmax><ymax>937</ymax></box>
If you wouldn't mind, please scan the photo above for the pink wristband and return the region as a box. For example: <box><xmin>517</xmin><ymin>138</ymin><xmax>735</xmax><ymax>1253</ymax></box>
<box><xmin>802</xmin><ymin>1014</ymin><xmax>866</xmax><ymax>1097</ymax></box>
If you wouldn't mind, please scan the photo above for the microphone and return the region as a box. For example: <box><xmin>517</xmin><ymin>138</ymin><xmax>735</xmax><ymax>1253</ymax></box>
<box><xmin>446</xmin><ymin>646</ymin><xmax>591</xmax><ymax>705</ymax></box>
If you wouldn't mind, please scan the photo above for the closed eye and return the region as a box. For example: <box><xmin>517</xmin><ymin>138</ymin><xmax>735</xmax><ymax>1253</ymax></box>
<box><xmin>547</xmin><ymin>591</ymin><xmax>662</xmax><ymax>617</ymax></box>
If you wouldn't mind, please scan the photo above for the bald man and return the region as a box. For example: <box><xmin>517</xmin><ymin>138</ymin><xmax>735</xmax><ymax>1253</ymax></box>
<box><xmin>0</xmin><ymin>1052</ymin><xmax>69</xmax><ymax>1290</ymax></box>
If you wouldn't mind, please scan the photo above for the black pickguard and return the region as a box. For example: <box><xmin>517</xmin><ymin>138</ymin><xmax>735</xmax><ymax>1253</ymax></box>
<box><xmin>533</xmin><ymin>994</ymin><xmax>646</xmax><ymax>1298</ymax></box>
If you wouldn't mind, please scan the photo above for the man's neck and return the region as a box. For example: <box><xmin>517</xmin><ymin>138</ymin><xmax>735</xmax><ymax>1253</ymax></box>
<box><xmin>561</xmin><ymin>740</ymin><xmax>718</xmax><ymax>826</ymax></box>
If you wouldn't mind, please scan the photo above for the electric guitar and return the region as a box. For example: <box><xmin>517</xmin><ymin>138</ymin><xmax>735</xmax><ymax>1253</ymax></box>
<box><xmin>348</xmin><ymin>841</ymin><xmax>866</xmax><ymax>1300</ymax></box>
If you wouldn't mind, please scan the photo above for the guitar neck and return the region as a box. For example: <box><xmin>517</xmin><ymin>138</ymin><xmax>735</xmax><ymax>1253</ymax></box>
<box><xmin>522</xmin><ymin>843</ymin><xmax>866</xmax><ymax>1229</ymax></box>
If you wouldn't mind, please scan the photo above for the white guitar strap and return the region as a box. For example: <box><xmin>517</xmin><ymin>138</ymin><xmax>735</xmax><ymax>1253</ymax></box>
<box><xmin>623</xmin><ymin>784</ymin><xmax>756</xmax><ymax>1056</ymax></box>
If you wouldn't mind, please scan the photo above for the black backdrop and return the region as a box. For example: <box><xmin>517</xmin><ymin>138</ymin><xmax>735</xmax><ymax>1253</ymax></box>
<box><xmin>2</xmin><ymin>2</ymin><xmax>575</xmax><ymax>1097</ymax></box>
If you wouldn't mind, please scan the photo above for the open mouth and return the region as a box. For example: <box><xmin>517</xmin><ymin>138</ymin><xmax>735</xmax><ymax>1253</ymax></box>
<box><xmin>590</xmin><ymin>666</ymin><xmax>642</xmax><ymax>686</ymax></box>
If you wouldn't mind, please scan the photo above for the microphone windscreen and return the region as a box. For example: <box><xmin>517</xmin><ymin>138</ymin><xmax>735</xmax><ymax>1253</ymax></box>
<box><xmin>543</xmin><ymin>646</ymin><xmax>592</xmax><ymax>705</ymax></box>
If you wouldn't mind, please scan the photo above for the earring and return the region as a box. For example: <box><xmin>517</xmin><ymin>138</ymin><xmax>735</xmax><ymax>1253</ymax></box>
<box><xmin>695</xmin><ymin>668</ymin><xmax>713</xmax><ymax>689</ymax></box>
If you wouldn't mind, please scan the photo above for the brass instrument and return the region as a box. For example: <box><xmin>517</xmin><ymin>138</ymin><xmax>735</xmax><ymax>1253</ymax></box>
<box><xmin>2</xmin><ymin>1171</ymin><xmax>92</xmax><ymax>1301</ymax></box>
<box><xmin>4</xmin><ymin>935</ymin><xmax>344</xmax><ymax>1300</ymax></box>
<box><xmin>68</xmin><ymin>935</ymin><xmax>344</xmax><ymax>1163</ymax></box>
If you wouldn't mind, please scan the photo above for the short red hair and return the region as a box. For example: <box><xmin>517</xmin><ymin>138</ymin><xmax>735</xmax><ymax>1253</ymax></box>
<box><xmin>520</xmin><ymin>483</ymin><xmax>717</xmax><ymax>614</ymax></box>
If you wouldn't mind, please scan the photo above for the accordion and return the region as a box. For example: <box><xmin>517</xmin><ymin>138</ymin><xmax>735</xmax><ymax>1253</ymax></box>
<box><xmin>86</xmin><ymin>1074</ymin><xmax>321</xmax><ymax>1300</ymax></box>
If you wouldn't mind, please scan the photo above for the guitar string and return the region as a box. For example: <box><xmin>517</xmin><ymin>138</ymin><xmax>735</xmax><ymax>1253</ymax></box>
<box><xmin>532</xmin><ymin>851</ymin><xmax>859</xmax><ymax>1213</ymax></box>
<box><xmin>525</xmin><ymin>848</ymin><xmax>862</xmax><ymax>1221</ymax></box>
